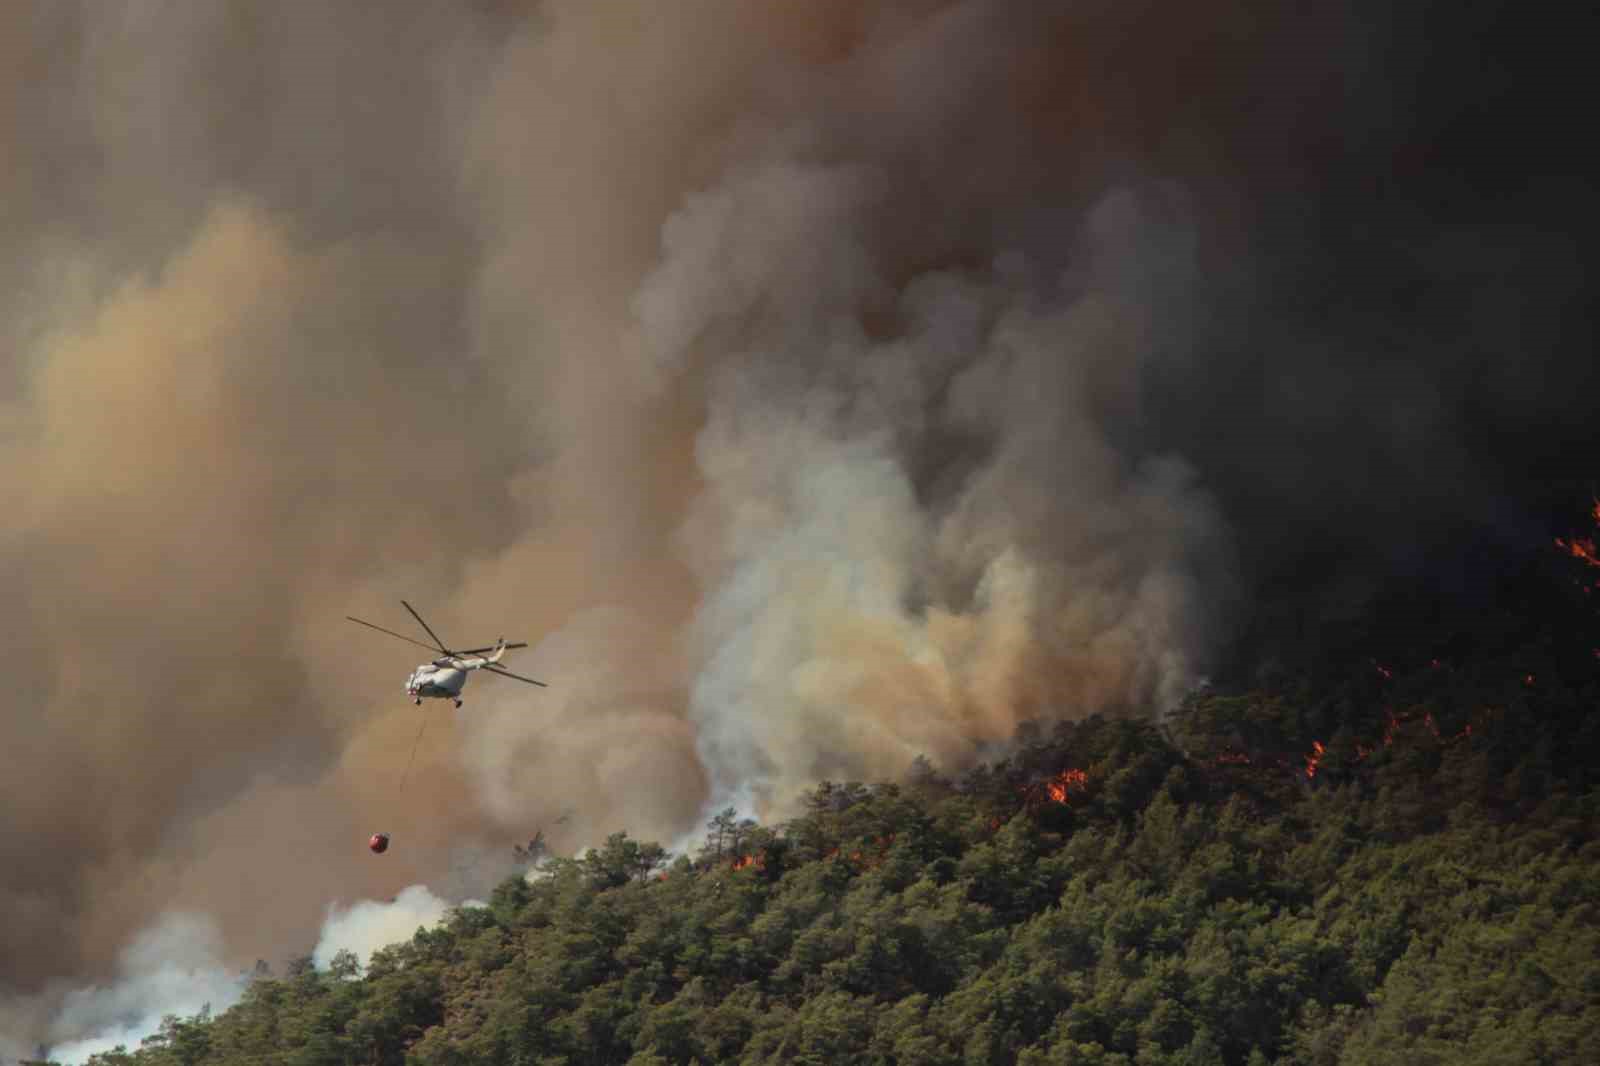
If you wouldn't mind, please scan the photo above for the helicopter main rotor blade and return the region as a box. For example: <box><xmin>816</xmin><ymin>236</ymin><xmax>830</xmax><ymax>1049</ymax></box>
<box><xmin>458</xmin><ymin>641</ymin><xmax>529</xmax><ymax>655</ymax></box>
<box><xmin>346</xmin><ymin>616</ymin><xmax>445</xmax><ymax>654</ymax></box>
<box><xmin>401</xmin><ymin>600</ymin><xmax>452</xmax><ymax>655</ymax></box>
<box><xmin>482</xmin><ymin>663</ymin><xmax>548</xmax><ymax>687</ymax></box>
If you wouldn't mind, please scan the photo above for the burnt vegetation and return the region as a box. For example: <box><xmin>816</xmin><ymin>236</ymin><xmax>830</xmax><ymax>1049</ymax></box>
<box><xmin>52</xmin><ymin>532</ymin><xmax>1600</xmax><ymax>1066</ymax></box>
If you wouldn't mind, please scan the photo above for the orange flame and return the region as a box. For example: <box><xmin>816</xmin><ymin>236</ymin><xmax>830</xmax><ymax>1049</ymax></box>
<box><xmin>1554</xmin><ymin>536</ymin><xmax>1600</xmax><ymax>567</ymax></box>
<box><xmin>731</xmin><ymin>855</ymin><xmax>754</xmax><ymax>870</ymax></box>
<box><xmin>1235</xmin><ymin>706</ymin><xmax>1482</xmax><ymax>785</ymax></box>
<box><xmin>1304</xmin><ymin>740</ymin><xmax>1327</xmax><ymax>779</ymax></box>
<box><xmin>1554</xmin><ymin>500</ymin><xmax>1600</xmax><ymax>568</ymax></box>
<box><xmin>1043</xmin><ymin>768</ymin><xmax>1089</xmax><ymax>804</ymax></box>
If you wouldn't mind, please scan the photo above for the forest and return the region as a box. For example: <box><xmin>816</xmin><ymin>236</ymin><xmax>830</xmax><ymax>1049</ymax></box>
<box><xmin>45</xmin><ymin>527</ymin><xmax>1600</xmax><ymax>1066</ymax></box>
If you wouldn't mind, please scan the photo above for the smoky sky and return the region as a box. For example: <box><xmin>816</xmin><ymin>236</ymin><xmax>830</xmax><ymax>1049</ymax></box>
<box><xmin>2</xmin><ymin>0</ymin><xmax>1593</xmax><ymax>1050</ymax></box>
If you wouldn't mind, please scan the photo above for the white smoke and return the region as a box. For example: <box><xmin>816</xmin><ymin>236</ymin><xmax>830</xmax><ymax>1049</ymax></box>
<box><xmin>38</xmin><ymin>890</ymin><xmax>488</xmax><ymax>1062</ymax></box>
<box><xmin>312</xmin><ymin>885</ymin><xmax>479</xmax><ymax>971</ymax></box>
<box><xmin>44</xmin><ymin>914</ymin><xmax>245</xmax><ymax>1066</ymax></box>
<box><xmin>639</xmin><ymin>150</ymin><xmax>1230</xmax><ymax>816</ymax></box>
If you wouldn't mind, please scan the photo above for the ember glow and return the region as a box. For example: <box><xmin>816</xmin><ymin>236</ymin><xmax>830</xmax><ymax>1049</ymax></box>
<box><xmin>1306</xmin><ymin>704</ymin><xmax>1480</xmax><ymax>782</ymax></box>
<box><xmin>1303</xmin><ymin>741</ymin><xmax>1327</xmax><ymax>779</ymax></box>
<box><xmin>1554</xmin><ymin>537</ymin><xmax>1600</xmax><ymax>567</ymax></box>
<box><xmin>1044</xmin><ymin>769</ymin><xmax>1090</xmax><ymax>804</ymax></box>
<box><xmin>1554</xmin><ymin>500</ymin><xmax>1600</xmax><ymax>568</ymax></box>
<box><xmin>1555</xmin><ymin>541</ymin><xmax>1593</xmax><ymax>563</ymax></box>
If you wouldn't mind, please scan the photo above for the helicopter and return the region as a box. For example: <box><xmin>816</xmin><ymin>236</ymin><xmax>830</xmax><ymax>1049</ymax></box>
<box><xmin>346</xmin><ymin>600</ymin><xmax>547</xmax><ymax>707</ymax></box>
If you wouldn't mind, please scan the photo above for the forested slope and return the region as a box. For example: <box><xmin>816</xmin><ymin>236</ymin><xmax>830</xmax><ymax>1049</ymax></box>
<box><xmin>57</xmin><ymin>539</ymin><xmax>1600</xmax><ymax>1066</ymax></box>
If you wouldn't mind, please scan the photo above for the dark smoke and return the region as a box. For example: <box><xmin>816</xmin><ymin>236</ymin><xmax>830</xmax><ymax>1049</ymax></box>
<box><xmin>2</xmin><ymin>0</ymin><xmax>1592</xmax><ymax>1054</ymax></box>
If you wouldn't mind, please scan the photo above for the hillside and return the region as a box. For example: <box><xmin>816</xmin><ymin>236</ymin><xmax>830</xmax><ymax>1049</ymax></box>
<box><xmin>49</xmin><ymin>536</ymin><xmax>1600</xmax><ymax>1066</ymax></box>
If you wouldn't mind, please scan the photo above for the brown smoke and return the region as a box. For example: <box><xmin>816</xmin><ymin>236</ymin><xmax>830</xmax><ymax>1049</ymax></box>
<box><xmin>2</xmin><ymin>2</ymin><xmax>854</xmax><ymax>1038</ymax></box>
<box><xmin>4</xmin><ymin>0</ymin><xmax>1593</xmax><ymax>1053</ymax></box>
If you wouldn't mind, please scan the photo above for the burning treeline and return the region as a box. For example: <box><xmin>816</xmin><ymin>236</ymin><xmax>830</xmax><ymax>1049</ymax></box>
<box><xmin>613</xmin><ymin>609</ymin><xmax>1571</xmax><ymax>894</ymax></box>
<box><xmin>667</xmin><ymin>500</ymin><xmax>1600</xmax><ymax>884</ymax></box>
<box><xmin>1181</xmin><ymin>657</ymin><xmax>1503</xmax><ymax>787</ymax></box>
<box><xmin>684</xmin><ymin>766</ymin><xmax>1099</xmax><ymax>883</ymax></box>
<box><xmin>1178</xmin><ymin>504</ymin><xmax>1600</xmax><ymax>789</ymax></box>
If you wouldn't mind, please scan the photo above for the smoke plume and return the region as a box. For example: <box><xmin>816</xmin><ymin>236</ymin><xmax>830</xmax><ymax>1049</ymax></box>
<box><xmin>41</xmin><ymin>914</ymin><xmax>245</xmax><ymax>1066</ymax></box>
<box><xmin>2</xmin><ymin>0</ymin><xmax>1591</xmax><ymax>1054</ymax></box>
<box><xmin>312</xmin><ymin>886</ymin><xmax>471</xmax><ymax>972</ymax></box>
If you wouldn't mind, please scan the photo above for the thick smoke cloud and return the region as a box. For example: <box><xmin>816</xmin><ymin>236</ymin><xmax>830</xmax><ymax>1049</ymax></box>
<box><xmin>42</xmin><ymin>914</ymin><xmax>245</xmax><ymax>1066</ymax></box>
<box><xmin>2</xmin><ymin>0</ymin><xmax>1591</xmax><ymax>1054</ymax></box>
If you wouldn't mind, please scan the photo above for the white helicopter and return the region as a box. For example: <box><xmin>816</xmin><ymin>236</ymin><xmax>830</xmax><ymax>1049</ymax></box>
<box><xmin>346</xmin><ymin>600</ymin><xmax>547</xmax><ymax>707</ymax></box>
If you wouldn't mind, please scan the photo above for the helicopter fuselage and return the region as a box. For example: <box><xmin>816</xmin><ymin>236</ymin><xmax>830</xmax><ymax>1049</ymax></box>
<box><xmin>407</xmin><ymin>661</ymin><xmax>468</xmax><ymax>702</ymax></box>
